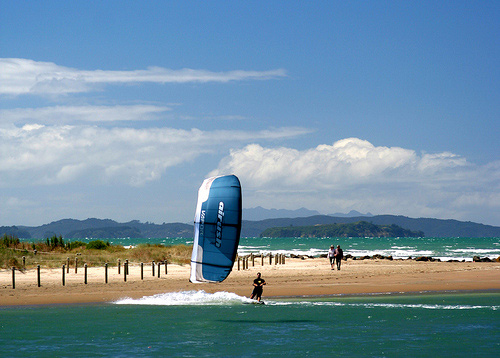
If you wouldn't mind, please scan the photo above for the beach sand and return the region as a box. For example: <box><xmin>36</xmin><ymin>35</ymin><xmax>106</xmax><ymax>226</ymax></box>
<box><xmin>1</xmin><ymin>258</ymin><xmax>499</xmax><ymax>306</ymax></box>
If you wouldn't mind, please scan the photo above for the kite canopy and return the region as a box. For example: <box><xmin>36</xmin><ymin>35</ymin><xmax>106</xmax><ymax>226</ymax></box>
<box><xmin>190</xmin><ymin>175</ymin><xmax>242</xmax><ymax>283</ymax></box>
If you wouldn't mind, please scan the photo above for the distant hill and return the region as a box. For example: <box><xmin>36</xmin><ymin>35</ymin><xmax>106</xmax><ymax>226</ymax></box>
<box><xmin>243</xmin><ymin>206</ymin><xmax>321</xmax><ymax>221</ymax></box>
<box><xmin>261</xmin><ymin>221</ymin><xmax>424</xmax><ymax>238</ymax></box>
<box><xmin>244</xmin><ymin>207</ymin><xmax>373</xmax><ymax>221</ymax></box>
<box><xmin>2</xmin><ymin>214</ymin><xmax>498</xmax><ymax>240</ymax></box>
<box><xmin>241</xmin><ymin>215</ymin><xmax>500</xmax><ymax>238</ymax></box>
<box><xmin>66</xmin><ymin>226</ymin><xmax>142</xmax><ymax>239</ymax></box>
<box><xmin>327</xmin><ymin>210</ymin><xmax>373</xmax><ymax>218</ymax></box>
<box><xmin>16</xmin><ymin>219</ymin><xmax>193</xmax><ymax>239</ymax></box>
<box><xmin>0</xmin><ymin>226</ymin><xmax>32</xmax><ymax>239</ymax></box>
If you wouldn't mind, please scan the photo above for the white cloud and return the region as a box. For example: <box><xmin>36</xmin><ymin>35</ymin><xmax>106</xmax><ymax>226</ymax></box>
<box><xmin>0</xmin><ymin>58</ymin><xmax>287</xmax><ymax>96</ymax></box>
<box><xmin>210</xmin><ymin>138</ymin><xmax>499</xmax><ymax>223</ymax></box>
<box><xmin>0</xmin><ymin>124</ymin><xmax>310</xmax><ymax>187</ymax></box>
<box><xmin>0</xmin><ymin>105</ymin><xmax>171</xmax><ymax>125</ymax></box>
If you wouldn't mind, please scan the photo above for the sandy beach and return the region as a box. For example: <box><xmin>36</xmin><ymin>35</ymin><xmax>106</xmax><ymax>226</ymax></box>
<box><xmin>1</xmin><ymin>258</ymin><xmax>499</xmax><ymax>306</ymax></box>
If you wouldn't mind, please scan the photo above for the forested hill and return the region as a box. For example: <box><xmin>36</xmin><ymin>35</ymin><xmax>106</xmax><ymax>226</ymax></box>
<box><xmin>240</xmin><ymin>215</ymin><xmax>500</xmax><ymax>238</ymax></box>
<box><xmin>9</xmin><ymin>219</ymin><xmax>193</xmax><ymax>239</ymax></box>
<box><xmin>260</xmin><ymin>221</ymin><xmax>424</xmax><ymax>238</ymax></box>
<box><xmin>1</xmin><ymin>214</ymin><xmax>498</xmax><ymax>239</ymax></box>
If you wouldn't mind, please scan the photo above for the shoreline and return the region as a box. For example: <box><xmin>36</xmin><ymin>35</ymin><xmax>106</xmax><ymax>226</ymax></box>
<box><xmin>1</xmin><ymin>258</ymin><xmax>499</xmax><ymax>306</ymax></box>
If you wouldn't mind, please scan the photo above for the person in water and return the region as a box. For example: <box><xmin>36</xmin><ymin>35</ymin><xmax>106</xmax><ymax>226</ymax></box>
<box><xmin>328</xmin><ymin>245</ymin><xmax>336</xmax><ymax>270</ymax></box>
<box><xmin>335</xmin><ymin>245</ymin><xmax>344</xmax><ymax>270</ymax></box>
<box><xmin>250</xmin><ymin>272</ymin><xmax>266</xmax><ymax>301</ymax></box>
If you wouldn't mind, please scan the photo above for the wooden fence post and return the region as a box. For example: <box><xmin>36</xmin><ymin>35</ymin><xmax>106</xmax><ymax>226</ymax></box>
<box><xmin>12</xmin><ymin>267</ymin><xmax>15</xmax><ymax>289</ymax></box>
<box><xmin>75</xmin><ymin>257</ymin><xmax>78</xmax><ymax>274</ymax></box>
<box><xmin>118</xmin><ymin>259</ymin><xmax>121</xmax><ymax>274</ymax></box>
<box><xmin>157</xmin><ymin>262</ymin><xmax>161</xmax><ymax>278</ymax></box>
<box><xmin>62</xmin><ymin>264</ymin><xmax>65</xmax><ymax>286</ymax></box>
<box><xmin>251</xmin><ymin>253</ymin><xmax>255</xmax><ymax>267</ymax></box>
<box><xmin>269</xmin><ymin>254</ymin><xmax>272</xmax><ymax>265</ymax></box>
<box><xmin>37</xmin><ymin>265</ymin><xmax>41</xmax><ymax>287</ymax></box>
<box><xmin>84</xmin><ymin>263</ymin><xmax>88</xmax><ymax>284</ymax></box>
<box><xmin>67</xmin><ymin>257</ymin><xmax>70</xmax><ymax>273</ymax></box>
<box><xmin>164</xmin><ymin>260</ymin><xmax>168</xmax><ymax>275</ymax></box>
<box><xmin>238</xmin><ymin>257</ymin><xmax>240</xmax><ymax>271</ymax></box>
<box><xmin>22</xmin><ymin>256</ymin><xmax>26</xmax><ymax>268</ymax></box>
<box><xmin>105</xmin><ymin>263</ymin><xmax>108</xmax><ymax>283</ymax></box>
<box><xmin>262</xmin><ymin>254</ymin><xmax>264</xmax><ymax>266</ymax></box>
<box><xmin>141</xmin><ymin>262</ymin><xmax>144</xmax><ymax>280</ymax></box>
<box><xmin>124</xmin><ymin>261</ymin><xmax>127</xmax><ymax>282</ymax></box>
<box><xmin>152</xmin><ymin>261</ymin><xmax>155</xmax><ymax>276</ymax></box>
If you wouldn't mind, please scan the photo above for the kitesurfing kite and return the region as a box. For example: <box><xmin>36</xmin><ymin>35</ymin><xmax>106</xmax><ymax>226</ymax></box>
<box><xmin>190</xmin><ymin>175</ymin><xmax>242</xmax><ymax>283</ymax></box>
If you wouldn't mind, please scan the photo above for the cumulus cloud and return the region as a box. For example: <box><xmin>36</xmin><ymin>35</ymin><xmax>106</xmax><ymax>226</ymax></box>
<box><xmin>210</xmin><ymin>138</ymin><xmax>468</xmax><ymax>187</ymax></box>
<box><xmin>210</xmin><ymin>138</ymin><xmax>499</xmax><ymax>222</ymax></box>
<box><xmin>0</xmin><ymin>124</ymin><xmax>310</xmax><ymax>187</ymax></box>
<box><xmin>0</xmin><ymin>58</ymin><xmax>287</xmax><ymax>96</ymax></box>
<box><xmin>0</xmin><ymin>105</ymin><xmax>171</xmax><ymax>125</ymax></box>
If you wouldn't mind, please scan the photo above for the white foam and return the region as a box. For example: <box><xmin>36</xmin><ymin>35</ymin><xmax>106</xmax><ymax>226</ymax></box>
<box><xmin>113</xmin><ymin>290</ymin><xmax>255</xmax><ymax>306</ymax></box>
<box><xmin>271</xmin><ymin>301</ymin><xmax>499</xmax><ymax>310</ymax></box>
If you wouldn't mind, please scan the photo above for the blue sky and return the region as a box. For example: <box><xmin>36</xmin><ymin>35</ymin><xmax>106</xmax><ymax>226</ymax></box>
<box><xmin>1</xmin><ymin>1</ymin><xmax>498</xmax><ymax>226</ymax></box>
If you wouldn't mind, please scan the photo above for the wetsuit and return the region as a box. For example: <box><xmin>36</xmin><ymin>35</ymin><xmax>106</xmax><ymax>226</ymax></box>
<box><xmin>252</xmin><ymin>277</ymin><xmax>266</xmax><ymax>299</ymax></box>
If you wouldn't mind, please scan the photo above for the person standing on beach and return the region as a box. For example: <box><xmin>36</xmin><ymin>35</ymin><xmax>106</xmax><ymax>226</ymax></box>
<box><xmin>335</xmin><ymin>245</ymin><xmax>344</xmax><ymax>270</ymax></box>
<box><xmin>328</xmin><ymin>245</ymin><xmax>336</xmax><ymax>270</ymax></box>
<box><xmin>250</xmin><ymin>272</ymin><xmax>266</xmax><ymax>302</ymax></box>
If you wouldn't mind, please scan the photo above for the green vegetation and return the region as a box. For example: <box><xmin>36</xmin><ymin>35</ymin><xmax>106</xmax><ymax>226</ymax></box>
<box><xmin>86</xmin><ymin>240</ymin><xmax>110</xmax><ymax>250</ymax></box>
<box><xmin>260</xmin><ymin>221</ymin><xmax>424</xmax><ymax>238</ymax></box>
<box><xmin>0</xmin><ymin>234</ymin><xmax>192</xmax><ymax>270</ymax></box>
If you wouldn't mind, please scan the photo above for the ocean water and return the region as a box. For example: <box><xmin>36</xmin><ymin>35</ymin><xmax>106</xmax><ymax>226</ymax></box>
<box><xmin>58</xmin><ymin>236</ymin><xmax>500</xmax><ymax>261</ymax></box>
<box><xmin>1</xmin><ymin>291</ymin><xmax>499</xmax><ymax>357</ymax></box>
<box><xmin>4</xmin><ymin>237</ymin><xmax>500</xmax><ymax>356</ymax></box>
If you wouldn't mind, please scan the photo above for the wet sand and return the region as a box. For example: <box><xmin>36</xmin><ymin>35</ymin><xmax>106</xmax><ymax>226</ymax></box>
<box><xmin>1</xmin><ymin>258</ymin><xmax>499</xmax><ymax>306</ymax></box>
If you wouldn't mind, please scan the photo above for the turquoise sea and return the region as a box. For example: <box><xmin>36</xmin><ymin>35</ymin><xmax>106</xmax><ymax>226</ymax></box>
<box><xmin>4</xmin><ymin>236</ymin><xmax>499</xmax><ymax>356</ymax></box>
<box><xmin>1</xmin><ymin>291</ymin><xmax>499</xmax><ymax>357</ymax></box>
<box><xmin>76</xmin><ymin>236</ymin><xmax>500</xmax><ymax>261</ymax></box>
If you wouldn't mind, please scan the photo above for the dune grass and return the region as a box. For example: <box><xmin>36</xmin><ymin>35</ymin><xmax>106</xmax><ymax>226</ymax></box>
<box><xmin>0</xmin><ymin>235</ymin><xmax>192</xmax><ymax>270</ymax></box>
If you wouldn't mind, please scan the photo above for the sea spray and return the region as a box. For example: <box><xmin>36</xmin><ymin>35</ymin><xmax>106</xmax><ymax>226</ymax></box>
<box><xmin>114</xmin><ymin>290</ymin><xmax>255</xmax><ymax>306</ymax></box>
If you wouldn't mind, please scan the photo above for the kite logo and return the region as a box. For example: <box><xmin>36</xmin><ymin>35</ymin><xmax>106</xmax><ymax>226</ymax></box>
<box><xmin>200</xmin><ymin>210</ymin><xmax>206</xmax><ymax>236</ymax></box>
<box><xmin>215</xmin><ymin>201</ymin><xmax>224</xmax><ymax>247</ymax></box>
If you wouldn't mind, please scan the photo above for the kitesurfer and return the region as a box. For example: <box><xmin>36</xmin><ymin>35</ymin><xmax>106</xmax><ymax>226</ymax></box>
<box><xmin>250</xmin><ymin>272</ymin><xmax>266</xmax><ymax>302</ymax></box>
